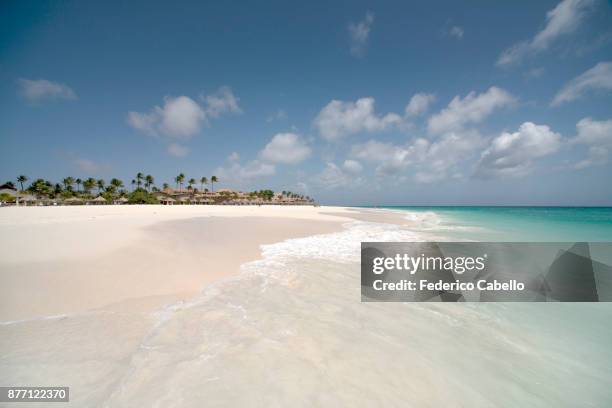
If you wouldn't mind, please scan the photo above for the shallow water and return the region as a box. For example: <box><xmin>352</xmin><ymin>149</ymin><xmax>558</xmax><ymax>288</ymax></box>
<box><xmin>380</xmin><ymin>206</ymin><xmax>612</xmax><ymax>242</ymax></box>
<box><xmin>104</xmin><ymin>219</ymin><xmax>612</xmax><ymax>406</ymax></box>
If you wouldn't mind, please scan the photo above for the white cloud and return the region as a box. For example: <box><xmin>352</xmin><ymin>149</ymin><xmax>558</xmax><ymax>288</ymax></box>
<box><xmin>551</xmin><ymin>61</ymin><xmax>612</xmax><ymax>106</ymax></box>
<box><xmin>405</xmin><ymin>93</ymin><xmax>436</xmax><ymax>117</ymax></box>
<box><xmin>158</xmin><ymin>96</ymin><xmax>206</xmax><ymax>137</ymax></box>
<box><xmin>128</xmin><ymin>96</ymin><xmax>205</xmax><ymax>138</ymax></box>
<box><xmin>259</xmin><ymin>133</ymin><xmax>312</xmax><ymax>164</ymax></box>
<box><xmin>415</xmin><ymin>131</ymin><xmax>483</xmax><ymax>182</ymax></box>
<box><xmin>449</xmin><ymin>26</ymin><xmax>464</xmax><ymax>39</ymax></box>
<box><xmin>351</xmin><ymin>131</ymin><xmax>483</xmax><ymax>182</ymax></box>
<box><xmin>427</xmin><ymin>87</ymin><xmax>515</xmax><ymax>135</ymax></box>
<box><xmin>351</xmin><ymin>139</ymin><xmax>417</xmax><ymax>174</ymax></box>
<box><xmin>167</xmin><ymin>143</ymin><xmax>189</xmax><ymax>157</ymax></box>
<box><xmin>127</xmin><ymin>86</ymin><xmax>241</xmax><ymax>140</ymax></box>
<box><xmin>348</xmin><ymin>12</ymin><xmax>374</xmax><ymax>57</ymax></box>
<box><xmin>572</xmin><ymin>117</ymin><xmax>612</xmax><ymax>168</ymax></box>
<box><xmin>497</xmin><ymin>0</ymin><xmax>595</xmax><ymax>66</ymax></box>
<box><xmin>314</xmin><ymin>162</ymin><xmax>364</xmax><ymax>189</ymax></box>
<box><xmin>475</xmin><ymin>122</ymin><xmax>562</xmax><ymax>178</ymax></box>
<box><xmin>201</xmin><ymin>86</ymin><xmax>242</xmax><ymax>118</ymax></box>
<box><xmin>18</xmin><ymin>79</ymin><xmax>76</xmax><ymax>102</ymax></box>
<box><xmin>342</xmin><ymin>159</ymin><xmax>363</xmax><ymax>174</ymax></box>
<box><xmin>215</xmin><ymin>158</ymin><xmax>276</xmax><ymax>182</ymax></box>
<box><xmin>314</xmin><ymin>97</ymin><xmax>402</xmax><ymax>141</ymax></box>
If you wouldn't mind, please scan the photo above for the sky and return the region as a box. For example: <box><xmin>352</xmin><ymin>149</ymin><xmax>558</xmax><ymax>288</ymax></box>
<box><xmin>1</xmin><ymin>0</ymin><xmax>612</xmax><ymax>205</ymax></box>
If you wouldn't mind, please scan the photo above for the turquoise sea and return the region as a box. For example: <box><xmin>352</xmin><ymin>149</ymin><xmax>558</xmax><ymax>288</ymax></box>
<box><xmin>380</xmin><ymin>206</ymin><xmax>612</xmax><ymax>242</ymax></box>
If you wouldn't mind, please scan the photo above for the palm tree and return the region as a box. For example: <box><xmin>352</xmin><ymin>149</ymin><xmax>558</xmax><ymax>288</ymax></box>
<box><xmin>175</xmin><ymin>173</ymin><xmax>185</xmax><ymax>190</ymax></box>
<box><xmin>188</xmin><ymin>178</ymin><xmax>195</xmax><ymax>191</ymax></box>
<box><xmin>200</xmin><ymin>177</ymin><xmax>208</xmax><ymax>191</ymax></box>
<box><xmin>110</xmin><ymin>178</ymin><xmax>123</xmax><ymax>190</ymax></box>
<box><xmin>76</xmin><ymin>178</ymin><xmax>82</xmax><ymax>192</ymax></box>
<box><xmin>174</xmin><ymin>176</ymin><xmax>180</xmax><ymax>190</ymax></box>
<box><xmin>210</xmin><ymin>175</ymin><xmax>218</xmax><ymax>192</ymax></box>
<box><xmin>97</xmin><ymin>179</ymin><xmax>105</xmax><ymax>194</ymax></box>
<box><xmin>63</xmin><ymin>177</ymin><xmax>75</xmax><ymax>191</ymax></box>
<box><xmin>83</xmin><ymin>178</ymin><xmax>96</xmax><ymax>193</ymax></box>
<box><xmin>131</xmin><ymin>179</ymin><xmax>136</xmax><ymax>191</ymax></box>
<box><xmin>145</xmin><ymin>175</ymin><xmax>154</xmax><ymax>192</ymax></box>
<box><xmin>17</xmin><ymin>175</ymin><xmax>28</xmax><ymax>191</ymax></box>
<box><xmin>136</xmin><ymin>172</ymin><xmax>144</xmax><ymax>189</ymax></box>
<box><xmin>163</xmin><ymin>182</ymin><xmax>169</xmax><ymax>190</ymax></box>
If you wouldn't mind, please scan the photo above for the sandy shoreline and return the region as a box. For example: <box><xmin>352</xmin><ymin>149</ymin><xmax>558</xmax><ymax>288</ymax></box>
<box><xmin>2</xmin><ymin>205</ymin><xmax>611</xmax><ymax>407</ymax></box>
<box><xmin>0</xmin><ymin>205</ymin><xmax>406</xmax><ymax>321</ymax></box>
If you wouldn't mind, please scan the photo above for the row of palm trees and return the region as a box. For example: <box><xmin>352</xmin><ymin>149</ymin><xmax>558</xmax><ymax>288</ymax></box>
<box><xmin>171</xmin><ymin>174</ymin><xmax>218</xmax><ymax>192</ymax></box>
<box><xmin>11</xmin><ymin>174</ymin><xmax>313</xmax><ymax>204</ymax></box>
<box><xmin>13</xmin><ymin>173</ymin><xmax>224</xmax><ymax>199</ymax></box>
<box><xmin>59</xmin><ymin>176</ymin><xmax>125</xmax><ymax>194</ymax></box>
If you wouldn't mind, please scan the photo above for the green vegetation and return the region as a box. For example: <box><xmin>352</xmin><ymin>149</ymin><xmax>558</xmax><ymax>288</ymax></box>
<box><xmin>3</xmin><ymin>173</ymin><xmax>315</xmax><ymax>205</ymax></box>
<box><xmin>0</xmin><ymin>193</ymin><xmax>15</xmax><ymax>203</ymax></box>
<box><xmin>127</xmin><ymin>188</ymin><xmax>159</xmax><ymax>204</ymax></box>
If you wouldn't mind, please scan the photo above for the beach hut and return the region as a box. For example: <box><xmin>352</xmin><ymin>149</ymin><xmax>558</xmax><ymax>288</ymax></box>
<box><xmin>91</xmin><ymin>196</ymin><xmax>107</xmax><ymax>205</ymax></box>
<box><xmin>159</xmin><ymin>196</ymin><xmax>175</xmax><ymax>205</ymax></box>
<box><xmin>64</xmin><ymin>196</ymin><xmax>83</xmax><ymax>205</ymax></box>
<box><xmin>113</xmin><ymin>196</ymin><xmax>129</xmax><ymax>205</ymax></box>
<box><xmin>16</xmin><ymin>194</ymin><xmax>37</xmax><ymax>206</ymax></box>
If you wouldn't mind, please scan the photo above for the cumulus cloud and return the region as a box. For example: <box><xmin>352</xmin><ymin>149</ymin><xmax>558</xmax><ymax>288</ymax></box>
<box><xmin>314</xmin><ymin>162</ymin><xmax>364</xmax><ymax>189</ymax></box>
<box><xmin>405</xmin><ymin>93</ymin><xmax>436</xmax><ymax>117</ymax></box>
<box><xmin>449</xmin><ymin>26</ymin><xmax>464</xmax><ymax>39</ymax></box>
<box><xmin>259</xmin><ymin>133</ymin><xmax>311</xmax><ymax>164</ymax></box>
<box><xmin>314</xmin><ymin>97</ymin><xmax>402</xmax><ymax>141</ymax></box>
<box><xmin>342</xmin><ymin>159</ymin><xmax>363</xmax><ymax>174</ymax></box>
<box><xmin>167</xmin><ymin>143</ymin><xmax>189</xmax><ymax>157</ymax></box>
<box><xmin>348</xmin><ymin>12</ymin><xmax>374</xmax><ymax>57</ymax></box>
<box><xmin>475</xmin><ymin>122</ymin><xmax>562</xmax><ymax>178</ymax></box>
<box><xmin>572</xmin><ymin>117</ymin><xmax>612</xmax><ymax>168</ymax></box>
<box><xmin>18</xmin><ymin>79</ymin><xmax>77</xmax><ymax>103</ymax></box>
<box><xmin>497</xmin><ymin>0</ymin><xmax>595</xmax><ymax>67</ymax></box>
<box><xmin>351</xmin><ymin>131</ymin><xmax>483</xmax><ymax>182</ymax></box>
<box><xmin>201</xmin><ymin>86</ymin><xmax>242</xmax><ymax>118</ymax></box>
<box><xmin>551</xmin><ymin>61</ymin><xmax>612</xmax><ymax>106</ymax></box>
<box><xmin>351</xmin><ymin>139</ymin><xmax>417</xmax><ymax>174</ymax></box>
<box><xmin>127</xmin><ymin>87</ymin><xmax>241</xmax><ymax>139</ymax></box>
<box><xmin>128</xmin><ymin>96</ymin><xmax>205</xmax><ymax>138</ymax></box>
<box><xmin>215</xmin><ymin>159</ymin><xmax>276</xmax><ymax>182</ymax></box>
<box><xmin>427</xmin><ymin>87</ymin><xmax>515</xmax><ymax>135</ymax></box>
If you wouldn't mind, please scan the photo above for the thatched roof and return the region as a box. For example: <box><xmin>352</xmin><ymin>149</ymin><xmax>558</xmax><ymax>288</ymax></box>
<box><xmin>18</xmin><ymin>195</ymin><xmax>37</xmax><ymax>201</ymax></box>
<box><xmin>160</xmin><ymin>196</ymin><xmax>175</xmax><ymax>202</ymax></box>
<box><xmin>92</xmin><ymin>196</ymin><xmax>106</xmax><ymax>202</ymax></box>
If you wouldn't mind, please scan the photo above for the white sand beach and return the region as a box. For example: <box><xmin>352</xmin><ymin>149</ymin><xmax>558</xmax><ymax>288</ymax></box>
<box><xmin>1</xmin><ymin>206</ymin><xmax>610</xmax><ymax>407</ymax></box>
<box><xmin>0</xmin><ymin>205</ymin><xmax>404</xmax><ymax>321</ymax></box>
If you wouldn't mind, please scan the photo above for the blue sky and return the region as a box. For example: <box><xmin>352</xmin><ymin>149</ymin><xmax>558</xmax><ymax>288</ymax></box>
<box><xmin>1</xmin><ymin>0</ymin><xmax>612</xmax><ymax>205</ymax></box>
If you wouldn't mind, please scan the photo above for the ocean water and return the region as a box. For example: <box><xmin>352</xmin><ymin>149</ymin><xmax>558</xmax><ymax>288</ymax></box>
<box><xmin>380</xmin><ymin>206</ymin><xmax>612</xmax><ymax>242</ymax></box>
<box><xmin>2</xmin><ymin>210</ymin><xmax>612</xmax><ymax>407</ymax></box>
